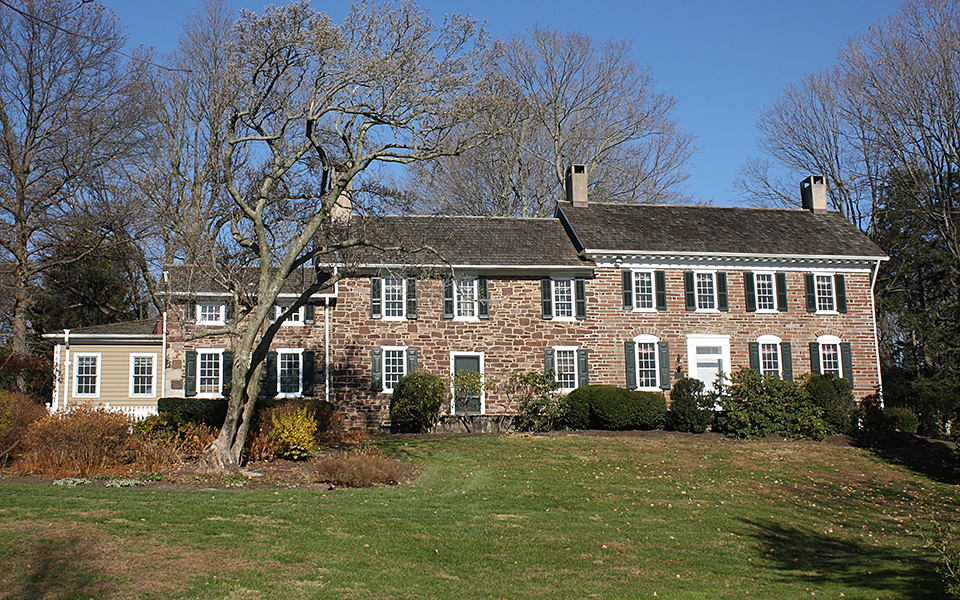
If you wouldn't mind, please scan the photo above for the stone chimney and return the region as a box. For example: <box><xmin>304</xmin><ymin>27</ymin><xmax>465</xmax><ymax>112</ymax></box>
<box><xmin>800</xmin><ymin>175</ymin><xmax>828</xmax><ymax>214</ymax></box>
<box><xmin>329</xmin><ymin>168</ymin><xmax>352</xmax><ymax>222</ymax></box>
<box><xmin>566</xmin><ymin>164</ymin><xmax>588</xmax><ymax>208</ymax></box>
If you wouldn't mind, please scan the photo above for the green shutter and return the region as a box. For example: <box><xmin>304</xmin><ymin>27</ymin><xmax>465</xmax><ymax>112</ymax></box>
<box><xmin>622</xmin><ymin>271</ymin><xmax>633</xmax><ymax>310</ymax></box>
<box><xmin>442</xmin><ymin>278</ymin><xmax>454</xmax><ymax>318</ymax></box>
<box><xmin>835</xmin><ymin>274</ymin><xmax>847</xmax><ymax>313</ymax></box>
<box><xmin>624</xmin><ymin>341</ymin><xmax>637</xmax><ymax>389</ymax></box>
<box><xmin>577</xmin><ymin>349</ymin><xmax>589</xmax><ymax>388</ymax></box>
<box><xmin>302</xmin><ymin>350</ymin><xmax>315</xmax><ymax>396</ymax></box>
<box><xmin>305</xmin><ymin>303</ymin><xmax>316</xmax><ymax>324</ymax></box>
<box><xmin>185</xmin><ymin>301</ymin><xmax>197</xmax><ymax>323</ymax></box>
<box><xmin>657</xmin><ymin>341</ymin><xmax>671</xmax><ymax>390</ymax></box>
<box><xmin>781</xmin><ymin>342</ymin><xmax>793</xmax><ymax>381</ymax></box>
<box><xmin>684</xmin><ymin>271</ymin><xmax>696</xmax><ymax>311</ymax></box>
<box><xmin>541</xmin><ymin>279</ymin><xmax>553</xmax><ymax>319</ymax></box>
<box><xmin>371</xmin><ymin>348</ymin><xmax>383</xmax><ymax>392</ymax></box>
<box><xmin>478</xmin><ymin>278</ymin><xmax>490</xmax><ymax>319</ymax></box>
<box><xmin>184</xmin><ymin>350</ymin><xmax>197</xmax><ymax>397</ymax></box>
<box><xmin>406</xmin><ymin>348</ymin><xmax>418</xmax><ymax>373</ymax></box>
<box><xmin>776</xmin><ymin>273</ymin><xmax>788</xmax><ymax>312</ymax></box>
<box><xmin>575</xmin><ymin>279</ymin><xmax>587</xmax><ymax>319</ymax></box>
<box><xmin>744</xmin><ymin>273</ymin><xmax>757</xmax><ymax>312</ymax></box>
<box><xmin>544</xmin><ymin>348</ymin><xmax>555</xmax><ymax>375</ymax></box>
<box><xmin>749</xmin><ymin>342</ymin><xmax>760</xmax><ymax>372</ymax></box>
<box><xmin>840</xmin><ymin>342</ymin><xmax>853</xmax><ymax>386</ymax></box>
<box><xmin>371</xmin><ymin>278</ymin><xmax>382</xmax><ymax>319</ymax></box>
<box><xmin>805</xmin><ymin>274</ymin><xmax>816</xmax><ymax>312</ymax></box>
<box><xmin>655</xmin><ymin>271</ymin><xmax>667</xmax><ymax>311</ymax></box>
<box><xmin>809</xmin><ymin>342</ymin><xmax>821</xmax><ymax>375</ymax></box>
<box><xmin>222</xmin><ymin>351</ymin><xmax>233</xmax><ymax>396</ymax></box>
<box><xmin>406</xmin><ymin>278</ymin><xmax>417</xmax><ymax>319</ymax></box>
<box><xmin>264</xmin><ymin>351</ymin><xmax>278</xmax><ymax>396</ymax></box>
<box><xmin>717</xmin><ymin>272</ymin><xmax>728</xmax><ymax>311</ymax></box>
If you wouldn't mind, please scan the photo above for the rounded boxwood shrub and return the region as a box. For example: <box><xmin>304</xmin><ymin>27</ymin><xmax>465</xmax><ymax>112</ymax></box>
<box><xmin>389</xmin><ymin>370</ymin><xmax>446</xmax><ymax>433</ymax></box>
<box><xmin>803</xmin><ymin>374</ymin><xmax>856</xmax><ymax>435</ymax></box>
<box><xmin>885</xmin><ymin>405</ymin><xmax>920</xmax><ymax>434</ymax></box>
<box><xmin>560</xmin><ymin>385</ymin><xmax>666</xmax><ymax>430</ymax></box>
<box><xmin>666</xmin><ymin>377</ymin><xmax>715</xmax><ymax>433</ymax></box>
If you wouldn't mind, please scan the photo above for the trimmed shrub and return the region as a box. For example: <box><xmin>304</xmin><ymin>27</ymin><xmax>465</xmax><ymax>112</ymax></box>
<box><xmin>23</xmin><ymin>405</ymin><xmax>132</xmax><ymax>477</ymax></box>
<box><xmin>561</xmin><ymin>385</ymin><xmax>666</xmax><ymax>431</ymax></box>
<box><xmin>716</xmin><ymin>368</ymin><xmax>828</xmax><ymax>440</ymax></box>
<box><xmin>666</xmin><ymin>378</ymin><xmax>715</xmax><ymax>433</ymax></box>
<box><xmin>270</xmin><ymin>404</ymin><xmax>317</xmax><ymax>460</ymax></box>
<box><xmin>389</xmin><ymin>370</ymin><xmax>446</xmax><ymax>433</ymax></box>
<box><xmin>885</xmin><ymin>405</ymin><xmax>920</xmax><ymax>434</ymax></box>
<box><xmin>157</xmin><ymin>397</ymin><xmax>228</xmax><ymax>428</ymax></box>
<box><xmin>803</xmin><ymin>374</ymin><xmax>856</xmax><ymax>435</ymax></box>
<box><xmin>506</xmin><ymin>371</ymin><xmax>562</xmax><ymax>432</ymax></box>
<box><xmin>0</xmin><ymin>391</ymin><xmax>48</xmax><ymax>466</ymax></box>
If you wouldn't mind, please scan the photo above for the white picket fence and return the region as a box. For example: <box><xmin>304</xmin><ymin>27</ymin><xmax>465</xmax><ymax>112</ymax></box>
<box><xmin>47</xmin><ymin>402</ymin><xmax>158</xmax><ymax>422</ymax></box>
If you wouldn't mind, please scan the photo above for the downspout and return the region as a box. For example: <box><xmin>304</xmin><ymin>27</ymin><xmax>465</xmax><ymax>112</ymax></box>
<box><xmin>50</xmin><ymin>344</ymin><xmax>61</xmax><ymax>412</ymax></box>
<box><xmin>325</xmin><ymin>299</ymin><xmax>331</xmax><ymax>405</ymax></box>
<box><xmin>161</xmin><ymin>311</ymin><xmax>168</xmax><ymax>398</ymax></box>
<box><xmin>870</xmin><ymin>259</ymin><xmax>883</xmax><ymax>405</ymax></box>
<box><xmin>62</xmin><ymin>329</ymin><xmax>71</xmax><ymax>411</ymax></box>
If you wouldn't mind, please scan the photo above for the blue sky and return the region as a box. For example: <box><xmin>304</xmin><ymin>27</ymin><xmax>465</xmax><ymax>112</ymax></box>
<box><xmin>104</xmin><ymin>0</ymin><xmax>903</xmax><ymax>206</ymax></box>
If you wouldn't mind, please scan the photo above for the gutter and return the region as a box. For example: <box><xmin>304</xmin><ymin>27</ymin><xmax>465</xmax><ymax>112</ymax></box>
<box><xmin>870</xmin><ymin>258</ymin><xmax>884</xmax><ymax>404</ymax></box>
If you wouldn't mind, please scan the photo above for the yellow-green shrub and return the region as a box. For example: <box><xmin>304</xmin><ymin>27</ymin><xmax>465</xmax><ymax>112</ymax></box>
<box><xmin>270</xmin><ymin>404</ymin><xmax>317</xmax><ymax>460</ymax></box>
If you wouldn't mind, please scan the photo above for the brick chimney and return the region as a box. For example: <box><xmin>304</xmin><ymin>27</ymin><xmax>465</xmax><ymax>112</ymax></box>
<box><xmin>801</xmin><ymin>175</ymin><xmax>828</xmax><ymax>214</ymax></box>
<box><xmin>566</xmin><ymin>164</ymin><xmax>588</xmax><ymax>208</ymax></box>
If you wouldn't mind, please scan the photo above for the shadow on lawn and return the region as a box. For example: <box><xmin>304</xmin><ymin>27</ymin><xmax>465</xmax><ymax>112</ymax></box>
<box><xmin>739</xmin><ymin>518</ymin><xmax>945</xmax><ymax>599</ymax></box>
<box><xmin>851</xmin><ymin>431</ymin><xmax>960</xmax><ymax>485</ymax></box>
<box><xmin>10</xmin><ymin>535</ymin><xmax>116</xmax><ymax>600</ymax></box>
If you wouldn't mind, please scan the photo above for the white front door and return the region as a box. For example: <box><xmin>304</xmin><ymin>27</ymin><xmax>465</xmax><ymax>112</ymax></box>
<box><xmin>686</xmin><ymin>335</ymin><xmax>731</xmax><ymax>392</ymax></box>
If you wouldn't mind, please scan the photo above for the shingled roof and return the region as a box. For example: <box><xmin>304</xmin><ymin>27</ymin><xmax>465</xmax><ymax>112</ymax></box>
<box><xmin>42</xmin><ymin>318</ymin><xmax>162</xmax><ymax>342</ymax></box>
<box><xmin>162</xmin><ymin>265</ymin><xmax>329</xmax><ymax>297</ymax></box>
<box><xmin>556</xmin><ymin>201</ymin><xmax>887</xmax><ymax>260</ymax></box>
<box><xmin>332</xmin><ymin>215</ymin><xmax>590</xmax><ymax>270</ymax></box>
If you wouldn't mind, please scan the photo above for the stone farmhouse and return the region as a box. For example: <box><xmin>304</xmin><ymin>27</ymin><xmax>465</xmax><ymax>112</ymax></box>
<box><xmin>45</xmin><ymin>169</ymin><xmax>888</xmax><ymax>429</ymax></box>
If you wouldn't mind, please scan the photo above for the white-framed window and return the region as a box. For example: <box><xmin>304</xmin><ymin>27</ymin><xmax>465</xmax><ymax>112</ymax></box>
<box><xmin>383</xmin><ymin>346</ymin><xmax>408</xmax><ymax>393</ymax></box>
<box><xmin>275</xmin><ymin>304</ymin><xmax>305</xmax><ymax>326</ymax></box>
<box><xmin>197</xmin><ymin>302</ymin><xmax>225</xmax><ymax>325</ymax></box>
<box><xmin>455</xmin><ymin>277</ymin><xmax>478</xmax><ymax>319</ymax></box>
<box><xmin>754</xmin><ymin>273</ymin><xmax>776</xmax><ymax>312</ymax></box>
<box><xmin>816</xmin><ymin>275</ymin><xmax>836</xmax><ymax>313</ymax></box>
<box><xmin>382</xmin><ymin>276</ymin><xmax>407</xmax><ymax>319</ymax></box>
<box><xmin>276</xmin><ymin>349</ymin><xmax>304</xmax><ymax>397</ymax></box>
<box><xmin>696</xmin><ymin>272</ymin><xmax>716</xmax><ymax>310</ymax></box>
<box><xmin>634</xmin><ymin>271</ymin><xmax>655</xmax><ymax>310</ymax></box>
<box><xmin>686</xmin><ymin>334</ymin><xmax>731</xmax><ymax>392</ymax></box>
<box><xmin>816</xmin><ymin>335</ymin><xmax>843</xmax><ymax>378</ymax></box>
<box><xmin>73</xmin><ymin>353</ymin><xmax>101</xmax><ymax>398</ymax></box>
<box><xmin>197</xmin><ymin>349</ymin><xmax>224</xmax><ymax>397</ymax></box>
<box><xmin>635</xmin><ymin>335</ymin><xmax>660</xmax><ymax>390</ymax></box>
<box><xmin>555</xmin><ymin>346</ymin><xmax>579</xmax><ymax>391</ymax></box>
<box><xmin>553</xmin><ymin>279</ymin><xmax>574</xmax><ymax>318</ymax></box>
<box><xmin>757</xmin><ymin>335</ymin><xmax>782</xmax><ymax>377</ymax></box>
<box><xmin>129</xmin><ymin>353</ymin><xmax>157</xmax><ymax>398</ymax></box>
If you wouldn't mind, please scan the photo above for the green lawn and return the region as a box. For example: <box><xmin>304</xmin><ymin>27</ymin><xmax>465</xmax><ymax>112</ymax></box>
<box><xmin>0</xmin><ymin>433</ymin><xmax>957</xmax><ymax>599</ymax></box>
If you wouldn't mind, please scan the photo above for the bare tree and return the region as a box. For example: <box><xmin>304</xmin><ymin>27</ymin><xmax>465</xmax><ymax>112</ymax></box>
<box><xmin>408</xmin><ymin>27</ymin><xmax>696</xmax><ymax>217</ymax></box>
<box><xmin>0</xmin><ymin>0</ymin><xmax>151</xmax><ymax>357</ymax></box>
<box><xmin>166</xmin><ymin>1</ymin><xmax>490</xmax><ymax>473</ymax></box>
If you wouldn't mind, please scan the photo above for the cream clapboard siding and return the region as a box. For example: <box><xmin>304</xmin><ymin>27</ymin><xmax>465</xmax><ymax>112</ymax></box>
<box><xmin>59</xmin><ymin>342</ymin><xmax>163</xmax><ymax>411</ymax></box>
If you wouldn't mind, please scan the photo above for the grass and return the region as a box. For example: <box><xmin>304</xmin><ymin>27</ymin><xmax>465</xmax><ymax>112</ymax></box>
<box><xmin>0</xmin><ymin>432</ymin><xmax>957</xmax><ymax>599</ymax></box>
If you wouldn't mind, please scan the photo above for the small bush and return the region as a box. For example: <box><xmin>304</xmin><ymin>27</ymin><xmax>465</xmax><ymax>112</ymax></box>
<box><xmin>390</xmin><ymin>370</ymin><xmax>446</xmax><ymax>433</ymax></box>
<box><xmin>506</xmin><ymin>371</ymin><xmax>562</xmax><ymax>432</ymax></box>
<box><xmin>157</xmin><ymin>397</ymin><xmax>228</xmax><ymax>428</ymax></box>
<box><xmin>23</xmin><ymin>405</ymin><xmax>133</xmax><ymax>477</ymax></box>
<box><xmin>885</xmin><ymin>405</ymin><xmax>920</xmax><ymax>434</ymax></box>
<box><xmin>716</xmin><ymin>368</ymin><xmax>828</xmax><ymax>440</ymax></box>
<box><xmin>666</xmin><ymin>378</ymin><xmax>715</xmax><ymax>433</ymax></box>
<box><xmin>312</xmin><ymin>446</ymin><xmax>413</xmax><ymax>487</ymax></box>
<box><xmin>269</xmin><ymin>404</ymin><xmax>318</xmax><ymax>460</ymax></box>
<box><xmin>858</xmin><ymin>392</ymin><xmax>894</xmax><ymax>432</ymax></box>
<box><xmin>0</xmin><ymin>391</ymin><xmax>48</xmax><ymax>466</ymax></box>
<box><xmin>803</xmin><ymin>374</ymin><xmax>856</xmax><ymax>435</ymax></box>
<box><xmin>561</xmin><ymin>385</ymin><xmax>666</xmax><ymax>431</ymax></box>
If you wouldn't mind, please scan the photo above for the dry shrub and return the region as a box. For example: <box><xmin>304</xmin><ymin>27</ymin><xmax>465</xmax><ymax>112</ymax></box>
<box><xmin>0</xmin><ymin>391</ymin><xmax>48</xmax><ymax>467</ymax></box>
<box><xmin>311</xmin><ymin>446</ymin><xmax>413</xmax><ymax>487</ymax></box>
<box><xmin>131</xmin><ymin>417</ymin><xmax>217</xmax><ymax>471</ymax></box>
<box><xmin>23</xmin><ymin>405</ymin><xmax>132</xmax><ymax>477</ymax></box>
